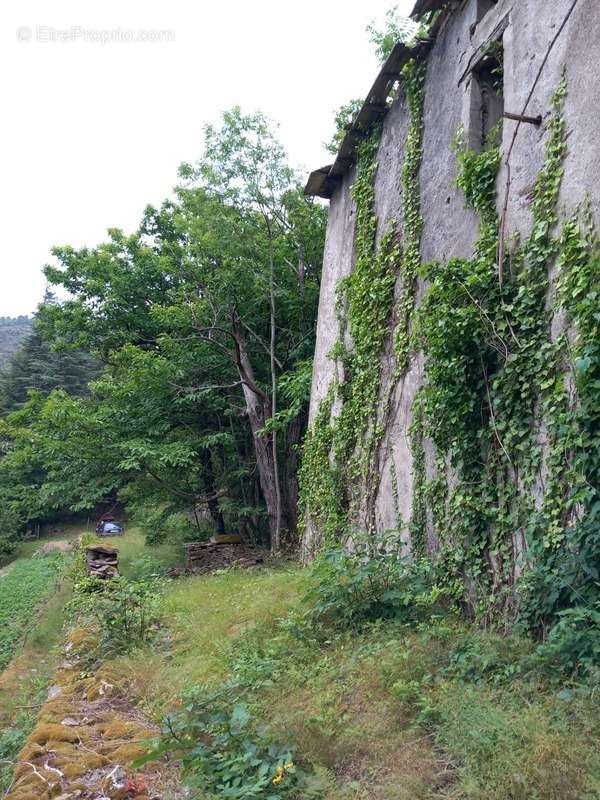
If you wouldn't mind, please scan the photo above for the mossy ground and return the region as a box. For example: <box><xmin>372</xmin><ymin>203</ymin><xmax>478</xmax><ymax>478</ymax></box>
<box><xmin>4</xmin><ymin>624</ymin><xmax>179</xmax><ymax>800</ymax></box>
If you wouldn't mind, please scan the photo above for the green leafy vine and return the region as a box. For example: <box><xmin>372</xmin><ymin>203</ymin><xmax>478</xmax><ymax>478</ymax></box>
<box><xmin>299</xmin><ymin>58</ymin><xmax>427</xmax><ymax>545</ymax></box>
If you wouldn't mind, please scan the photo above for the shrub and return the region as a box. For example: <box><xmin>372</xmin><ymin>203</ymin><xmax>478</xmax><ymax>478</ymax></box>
<box><xmin>536</xmin><ymin>603</ymin><xmax>600</xmax><ymax>676</ymax></box>
<box><xmin>0</xmin><ymin>536</ymin><xmax>16</xmax><ymax>560</ymax></box>
<box><xmin>68</xmin><ymin>575</ymin><xmax>163</xmax><ymax>658</ymax></box>
<box><xmin>164</xmin><ymin>512</ymin><xmax>211</xmax><ymax>543</ymax></box>
<box><xmin>304</xmin><ymin>532</ymin><xmax>445</xmax><ymax>628</ymax></box>
<box><xmin>0</xmin><ymin>724</ymin><xmax>29</xmax><ymax>793</ymax></box>
<box><xmin>142</xmin><ymin>683</ymin><xmax>318</xmax><ymax>799</ymax></box>
<box><xmin>136</xmin><ymin>506</ymin><xmax>213</xmax><ymax>546</ymax></box>
<box><xmin>444</xmin><ymin>629</ymin><xmax>535</xmax><ymax>686</ymax></box>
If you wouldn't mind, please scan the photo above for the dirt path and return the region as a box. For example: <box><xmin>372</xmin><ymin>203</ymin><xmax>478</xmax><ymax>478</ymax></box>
<box><xmin>4</xmin><ymin>629</ymin><xmax>182</xmax><ymax>800</ymax></box>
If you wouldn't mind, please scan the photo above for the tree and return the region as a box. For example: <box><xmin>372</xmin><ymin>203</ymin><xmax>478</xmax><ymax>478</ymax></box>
<box><xmin>37</xmin><ymin>108</ymin><xmax>326</xmax><ymax>550</ymax></box>
<box><xmin>366</xmin><ymin>6</ymin><xmax>421</xmax><ymax>62</ymax></box>
<box><xmin>0</xmin><ymin>314</ymin><xmax>99</xmax><ymax>413</ymax></box>
<box><xmin>176</xmin><ymin>107</ymin><xmax>325</xmax><ymax>551</ymax></box>
<box><xmin>325</xmin><ymin>99</ymin><xmax>363</xmax><ymax>155</ymax></box>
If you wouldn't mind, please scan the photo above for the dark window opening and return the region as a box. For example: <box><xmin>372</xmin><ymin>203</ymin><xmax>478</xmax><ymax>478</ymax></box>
<box><xmin>477</xmin><ymin>0</ymin><xmax>499</xmax><ymax>24</ymax></box>
<box><xmin>470</xmin><ymin>40</ymin><xmax>504</xmax><ymax>148</ymax></box>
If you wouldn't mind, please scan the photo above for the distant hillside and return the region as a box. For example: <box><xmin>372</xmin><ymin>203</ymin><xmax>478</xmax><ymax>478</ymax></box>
<box><xmin>0</xmin><ymin>317</ymin><xmax>32</xmax><ymax>370</ymax></box>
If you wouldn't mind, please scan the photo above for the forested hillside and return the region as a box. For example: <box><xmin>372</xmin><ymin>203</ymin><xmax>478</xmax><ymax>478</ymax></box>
<box><xmin>0</xmin><ymin>303</ymin><xmax>99</xmax><ymax>414</ymax></box>
<box><xmin>0</xmin><ymin>316</ymin><xmax>31</xmax><ymax>370</ymax></box>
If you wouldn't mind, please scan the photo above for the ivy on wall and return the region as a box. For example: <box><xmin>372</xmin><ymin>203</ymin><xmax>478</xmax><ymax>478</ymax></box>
<box><xmin>394</xmin><ymin>60</ymin><xmax>427</xmax><ymax>370</ymax></box>
<box><xmin>301</xmin><ymin>58</ymin><xmax>600</xmax><ymax>630</ymax></box>
<box><xmin>299</xmin><ymin>58</ymin><xmax>427</xmax><ymax>548</ymax></box>
<box><xmin>413</xmin><ymin>71</ymin><xmax>600</xmax><ymax>625</ymax></box>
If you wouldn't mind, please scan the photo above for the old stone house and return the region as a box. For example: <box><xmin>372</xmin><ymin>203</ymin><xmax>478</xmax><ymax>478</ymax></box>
<box><xmin>302</xmin><ymin>0</ymin><xmax>598</xmax><ymax>612</ymax></box>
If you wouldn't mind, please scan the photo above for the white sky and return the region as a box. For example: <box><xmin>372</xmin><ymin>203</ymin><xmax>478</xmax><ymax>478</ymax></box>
<box><xmin>1</xmin><ymin>0</ymin><xmax>413</xmax><ymax>317</ymax></box>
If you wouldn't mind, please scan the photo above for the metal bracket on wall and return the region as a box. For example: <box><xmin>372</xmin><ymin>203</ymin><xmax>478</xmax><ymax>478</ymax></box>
<box><xmin>503</xmin><ymin>111</ymin><xmax>542</xmax><ymax>126</ymax></box>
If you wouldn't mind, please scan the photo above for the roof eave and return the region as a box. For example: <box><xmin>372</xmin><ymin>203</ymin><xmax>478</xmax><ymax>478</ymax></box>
<box><xmin>304</xmin><ymin>2</ymin><xmax>453</xmax><ymax>199</ymax></box>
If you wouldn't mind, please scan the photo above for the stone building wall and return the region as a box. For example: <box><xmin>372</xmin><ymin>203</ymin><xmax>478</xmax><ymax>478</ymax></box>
<box><xmin>303</xmin><ymin>0</ymin><xmax>599</xmax><ymax>574</ymax></box>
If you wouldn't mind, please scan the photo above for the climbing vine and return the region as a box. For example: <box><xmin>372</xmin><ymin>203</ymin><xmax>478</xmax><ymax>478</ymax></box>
<box><xmin>297</xmin><ymin>387</ymin><xmax>346</xmax><ymax>547</ymax></box>
<box><xmin>394</xmin><ymin>59</ymin><xmax>427</xmax><ymax>369</ymax></box>
<box><xmin>302</xmin><ymin>60</ymin><xmax>598</xmax><ymax>630</ymax></box>
<box><xmin>410</xmin><ymin>71</ymin><xmax>600</xmax><ymax>623</ymax></box>
<box><xmin>299</xmin><ymin>58</ymin><xmax>427</xmax><ymax>545</ymax></box>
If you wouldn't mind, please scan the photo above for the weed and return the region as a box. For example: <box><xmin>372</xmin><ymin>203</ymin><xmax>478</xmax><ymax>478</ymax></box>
<box><xmin>142</xmin><ymin>683</ymin><xmax>319</xmax><ymax>799</ymax></box>
<box><xmin>305</xmin><ymin>534</ymin><xmax>447</xmax><ymax>628</ymax></box>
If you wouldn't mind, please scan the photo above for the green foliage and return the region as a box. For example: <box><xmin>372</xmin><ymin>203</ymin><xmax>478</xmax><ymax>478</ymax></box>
<box><xmin>146</xmin><ymin>684</ymin><xmax>316</xmax><ymax>799</ymax></box>
<box><xmin>0</xmin><ymin>725</ymin><xmax>27</xmax><ymax>791</ymax></box>
<box><xmin>298</xmin><ymin>390</ymin><xmax>346</xmax><ymax>544</ymax></box>
<box><xmin>30</xmin><ymin>107</ymin><xmax>326</xmax><ymax>549</ymax></box>
<box><xmin>304</xmin><ymin>59</ymin><xmax>598</xmax><ymax>645</ymax></box>
<box><xmin>305</xmin><ymin>533</ymin><xmax>444</xmax><ymax>628</ymax></box>
<box><xmin>376</xmin><ymin>618</ymin><xmax>600</xmax><ymax>799</ymax></box>
<box><xmin>300</xmin><ymin>60</ymin><xmax>426</xmax><ymax>545</ymax></box>
<box><xmin>0</xmin><ymin>315</ymin><xmax>31</xmax><ymax>371</ymax></box>
<box><xmin>0</xmin><ymin>390</ymin><xmax>124</xmax><ymax>531</ymax></box>
<box><xmin>0</xmin><ymin>311</ymin><xmax>98</xmax><ymax>414</ymax></box>
<box><xmin>0</xmin><ymin>553</ymin><xmax>66</xmax><ymax>669</ymax></box>
<box><xmin>0</xmin><ymin>512</ymin><xmax>19</xmax><ymax>559</ymax></box>
<box><xmin>407</xmin><ymin>72</ymin><xmax>598</xmax><ymax>626</ymax></box>
<box><xmin>394</xmin><ymin>59</ymin><xmax>427</xmax><ymax>368</ymax></box>
<box><xmin>536</xmin><ymin>603</ymin><xmax>600</xmax><ymax>676</ymax></box>
<box><xmin>299</xmin><ymin>127</ymin><xmax>399</xmax><ymax>541</ymax></box>
<box><xmin>68</xmin><ymin>574</ymin><xmax>163</xmax><ymax>659</ymax></box>
<box><xmin>135</xmin><ymin>506</ymin><xmax>209</xmax><ymax>546</ymax></box>
<box><xmin>324</xmin><ymin>99</ymin><xmax>363</xmax><ymax>156</ymax></box>
<box><xmin>366</xmin><ymin>6</ymin><xmax>422</xmax><ymax>62</ymax></box>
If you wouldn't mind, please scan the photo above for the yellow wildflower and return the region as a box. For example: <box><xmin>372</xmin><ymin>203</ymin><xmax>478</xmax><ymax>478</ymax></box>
<box><xmin>272</xmin><ymin>765</ymin><xmax>285</xmax><ymax>785</ymax></box>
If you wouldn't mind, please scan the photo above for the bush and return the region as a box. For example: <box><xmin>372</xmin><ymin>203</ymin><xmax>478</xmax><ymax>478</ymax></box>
<box><xmin>0</xmin><ymin>536</ymin><xmax>16</xmax><ymax>560</ymax></box>
<box><xmin>68</xmin><ymin>575</ymin><xmax>163</xmax><ymax>658</ymax></box>
<box><xmin>304</xmin><ymin>532</ymin><xmax>445</xmax><ymax>628</ymax></box>
<box><xmin>536</xmin><ymin>603</ymin><xmax>600</xmax><ymax>676</ymax></box>
<box><xmin>143</xmin><ymin>683</ymin><xmax>318</xmax><ymax>799</ymax></box>
<box><xmin>164</xmin><ymin>512</ymin><xmax>211</xmax><ymax>544</ymax></box>
<box><xmin>136</xmin><ymin>506</ymin><xmax>213</xmax><ymax>546</ymax></box>
<box><xmin>0</xmin><ymin>726</ymin><xmax>27</xmax><ymax>792</ymax></box>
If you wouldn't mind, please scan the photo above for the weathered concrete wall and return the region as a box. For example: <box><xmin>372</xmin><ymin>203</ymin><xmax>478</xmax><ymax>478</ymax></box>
<box><xmin>304</xmin><ymin>0</ymin><xmax>599</xmax><ymax>560</ymax></box>
<box><xmin>309</xmin><ymin>166</ymin><xmax>357</xmax><ymax>422</ymax></box>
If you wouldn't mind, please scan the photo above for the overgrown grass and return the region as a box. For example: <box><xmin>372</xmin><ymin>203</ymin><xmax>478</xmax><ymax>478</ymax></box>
<box><xmin>0</xmin><ymin>553</ymin><xmax>66</xmax><ymax>670</ymax></box>
<box><xmin>9</xmin><ymin>529</ymin><xmax>599</xmax><ymax>800</ymax></box>
<box><xmin>377</xmin><ymin>621</ymin><xmax>600</xmax><ymax>799</ymax></box>
<box><xmin>0</xmin><ymin>580</ymin><xmax>72</xmax><ymax>792</ymax></box>
<box><xmin>108</xmin><ymin>564</ymin><xmax>308</xmax><ymax>716</ymax></box>
<box><xmin>11</xmin><ymin>520</ymin><xmax>85</xmax><ymax>561</ymax></box>
<box><xmin>121</xmin><ymin>555</ymin><xmax>600</xmax><ymax>800</ymax></box>
<box><xmin>92</xmin><ymin>527</ymin><xmax>181</xmax><ymax>579</ymax></box>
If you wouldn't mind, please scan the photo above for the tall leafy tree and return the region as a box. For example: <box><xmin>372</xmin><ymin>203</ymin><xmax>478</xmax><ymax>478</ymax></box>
<box><xmin>37</xmin><ymin>109</ymin><xmax>326</xmax><ymax>549</ymax></box>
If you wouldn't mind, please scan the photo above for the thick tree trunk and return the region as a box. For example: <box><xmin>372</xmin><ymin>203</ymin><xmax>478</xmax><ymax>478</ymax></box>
<box><xmin>232</xmin><ymin>317</ymin><xmax>280</xmax><ymax>548</ymax></box>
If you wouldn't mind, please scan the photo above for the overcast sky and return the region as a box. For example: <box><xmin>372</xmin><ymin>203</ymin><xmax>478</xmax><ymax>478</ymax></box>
<box><xmin>1</xmin><ymin>0</ymin><xmax>414</xmax><ymax>317</ymax></box>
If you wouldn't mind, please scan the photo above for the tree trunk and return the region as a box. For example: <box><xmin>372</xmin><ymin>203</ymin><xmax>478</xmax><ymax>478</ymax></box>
<box><xmin>199</xmin><ymin>448</ymin><xmax>225</xmax><ymax>534</ymax></box>
<box><xmin>268</xmin><ymin>231</ymin><xmax>282</xmax><ymax>554</ymax></box>
<box><xmin>231</xmin><ymin>317</ymin><xmax>280</xmax><ymax>548</ymax></box>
